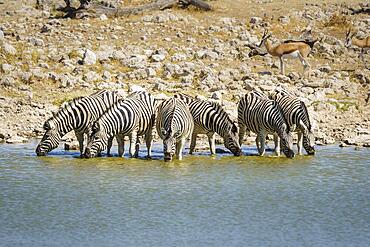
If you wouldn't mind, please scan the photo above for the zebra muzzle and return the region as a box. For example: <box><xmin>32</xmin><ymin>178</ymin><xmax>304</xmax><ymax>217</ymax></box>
<box><xmin>164</xmin><ymin>152</ymin><xmax>173</xmax><ymax>162</ymax></box>
<box><xmin>35</xmin><ymin>146</ymin><xmax>47</xmax><ymax>156</ymax></box>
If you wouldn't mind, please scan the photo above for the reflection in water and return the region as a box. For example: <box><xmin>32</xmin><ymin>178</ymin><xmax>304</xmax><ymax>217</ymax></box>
<box><xmin>0</xmin><ymin>141</ymin><xmax>369</xmax><ymax>246</ymax></box>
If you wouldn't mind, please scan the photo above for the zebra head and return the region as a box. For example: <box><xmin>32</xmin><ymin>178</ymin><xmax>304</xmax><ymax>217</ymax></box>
<box><xmin>280</xmin><ymin>125</ymin><xmax>295</xmax><ymax>158</ymax></box>
<box><xmin>84</xmin><ymin>121</ymin><xmax>109</xmax><ymax>158</ymax></box>
<box><xmin>303</xmin><ymin>131</ymin><xmax>315</xmax><ymax>155</ymax></box>
<box><xmin>36</xmin><ymin>119</ymin><xmax>61</xmax><ymax>156</ymax></box>
<box><xmin>161</xmin><ymin>128</ymin><xmax>177</xmax><ymax>162</ymax></box>
<box><xmin>223</xmin><ymin>122</ymin><xmax>242</xmax><ymax>156</ymax></box>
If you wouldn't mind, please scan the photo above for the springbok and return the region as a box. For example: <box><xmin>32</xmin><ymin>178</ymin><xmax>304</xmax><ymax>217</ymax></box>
<box><xmin>259</xmin><ymin>30</ymin><xmax>318</xmax><ymax>77</ymax></box>
<box><xmin>345</xmin><ymin>29</ymin><xmax>369</xmax><ymax>69</ymax></box>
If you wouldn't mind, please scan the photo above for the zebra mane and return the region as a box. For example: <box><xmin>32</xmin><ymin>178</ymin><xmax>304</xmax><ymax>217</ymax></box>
<box><xmin>300</xmin><ymin>101</ymin><xmax>312</xmax><ymax>130</ymax></box>
<box><xmin>273</xmin><ymin>100</ymin><xmax>291</xmax><ymax>132</ymax></box>
<box><xmin>174</xmin><ymin>93</ymin><xmax>195</xmax><ymax>105</ymax></box>
<box><xmin>51</xmin><ymin>96</ymin><xmax>85</xmax><ymax>120</ymax></box>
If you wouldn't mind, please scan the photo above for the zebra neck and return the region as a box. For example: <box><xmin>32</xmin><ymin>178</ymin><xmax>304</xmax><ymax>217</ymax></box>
<box><xmin>54</xmin><ymin>112</ymin><xmax>77</xmax><ymax>136</ymax></box>
<box><xmin>214</xmin><ymin>120</ymin><xmax>231</xmax><ymax>138</ymax></box>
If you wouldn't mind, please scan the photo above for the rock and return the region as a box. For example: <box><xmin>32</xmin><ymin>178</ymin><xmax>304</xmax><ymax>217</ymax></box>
<box><xmin>146</xmin><ymin>68</ymin><xmax>156</xmax><ymax>77</ymax></box>
<box><xmin>41</xmin><ymin>24</ymin><xmax>52</xmax><ymax>33</ymax></box>
<box><xmin>250</xmin><ymin>16</ymin><xmax>262</xmax><ymax>25</ymax></box>
<box><xmin>102</xmin><ymin>71</ymin><xmax>112</xmax><ymax>80</ymax></box>
<box><xmin>2</xmin><ymin>64</ymin><xmax>13</xmax><ymax>73</ymax></box>
<box><xmin>6</xmin><ymin>135</ymin><xmax>28</xmax><ymax>144</ymax></box>
<box><xmin>278</xmin><ymin>16</ymin><xmax>290</xmax><ymax>24</ymax></box>
<box><xmin>318</xmin><ymin>65</ymin><xmax>331</xmax><ymax>73</ymax></box>
<box><xmin>83</xmin><ymin>71</ymin><xmax>99</xmax><ymax>82</ymax></box>
<box><xmin>0</xmin><ymin>29</ymin><xmax>4</xmax><ymax>41</ymax></box>
<box><xmin>151</xmin><ymin>54</ymin><xmax>165</xmax><ymax>62</ymax></box>
<box><xmin>0</xmin><ymin>76</ymin><xmax>16</xmax><ymax>87</ymax></box>
<box><xmin>339</xmin><ymin>142</ymin><xmax>349</xmax><ymax>147</ymax></box>
<box><xmin>129</xmin><ymin>84</ymin><xmax>145</xmax><ymax>93</ymax></box>
<box><xmin>2</xmin><ymin>43</ymin><xmax>16</xmax><ymax>55</ymax></box>
<box><xmin>344</xmin><ymin>135</ymin><xmax>370</xmax><ymax>146</ymax></box>
<box><xmin>64</xmin><ymin>141</ymin><xmax>79</xmax><ymax>151</ymax></box>
<box><xmin>220</xmin><ymin>17</ymin><xmax>235</xmax><ymax>26</ymax></box>
<box><xmin>99</xmin><ymin>14</ymin><xmax>108</xmax><ymax>21</ymax></box>
<box><xmin>29</xmin><ymin>37</ymin><xmax>44</xmax><ymax>46</ymax></box>
<box><xmin>153</xmin><ymin>82</ymin><xmax>166</xmax><ymax>91</ymax></box>
<box><xmin>82</xmin><ymin>49</ymin><xmax>97</xmax><ymax>65</ymax></box>
<box><xmin>211</xmin><ymin>91</ymin><xmax>222</xmax><ymax>100</ymax></box>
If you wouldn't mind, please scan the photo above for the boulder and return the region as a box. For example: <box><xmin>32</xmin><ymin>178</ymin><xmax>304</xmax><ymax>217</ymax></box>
<box><xmin>82</xmin><ymin>49</ymin><xmax>97</xmax><ymax>65</ymax></box>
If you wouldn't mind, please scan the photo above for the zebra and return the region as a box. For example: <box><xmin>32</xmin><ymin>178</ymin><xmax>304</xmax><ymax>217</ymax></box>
<box><xmin>156</xmin><ymin>97</ymin><xmax>194</xmax><ymax>161</ymax></box>
<box><xmin>174</xmin><ymin>93</ymin><xmax>242</xmax><ymax>156</ymax></box>
<box><xmin>270</xmin><ymin>90</ymin><xmax>315</xmax><ymax>155</ymax></box>
<box><xmin>238</xmin><ymin>91</ymin><xmax>295</xmax><ymax>158</ymax></box>
<box><xmin>35</xmin><ymin>90</ymin><xmax>121</xmax><ymax>157</ymax></box>
<box><xmin>84</xmin><ymin>91</ymin><xmax>157</xmax><ymax>158</ymax></box>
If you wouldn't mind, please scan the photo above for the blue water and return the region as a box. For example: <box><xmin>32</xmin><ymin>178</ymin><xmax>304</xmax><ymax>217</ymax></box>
<box><xmin>0</xmin><ymin>141</ymin><xmax>369</xmax><ymax>246</ymax></box>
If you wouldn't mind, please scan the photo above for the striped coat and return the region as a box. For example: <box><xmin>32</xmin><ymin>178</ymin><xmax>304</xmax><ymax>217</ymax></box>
<box><xmin>271</xmin><ymin>90</ymin><xmax>315</xmax><ymax>155</ymax></box>
<box><xmin>36</xmin><ymin>90</ymin><xmax>120</xmax><ymax>156</ymax></box>
<box><xmin>84</xmin><ymin>91</ymin><xmax>157</xmax><ymax>158</ymax></box>
<box><xmin>174</xmin><ymin>93</ymin><xmax>241</xmax><ymax>156</ymax></box>
<box><xmin>238</xmin><ymin>91</ymin><xmax>295</xmax><ymax>158</ymax></box>
<box><xmin>156</xmin><ymin>97</ymin><xmax>194</xmax><ymax>161</ymax></box>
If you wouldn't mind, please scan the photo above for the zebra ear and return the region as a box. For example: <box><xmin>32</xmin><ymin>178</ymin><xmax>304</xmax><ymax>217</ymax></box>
<box><xmin>43</xmin><ymin>121</ymin><xmax>50</xmax><ymax>130</ymax></box>
<box><xmin>231</xmin><ymin>122</ymin><xmax>239</xmax><ymax>133</ymax></box>
<box><xmin>161</xmin><ymin>128</ymin><xmax>167</xmax><ymax>136</ymax></box>
<box><xmin>93</xmin><ymin>122</ymin><xmax>100</xmax><ymax>133</ymax></box>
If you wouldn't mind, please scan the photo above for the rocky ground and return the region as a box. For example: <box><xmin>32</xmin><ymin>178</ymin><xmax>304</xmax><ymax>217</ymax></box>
<box><xmin>0</xmin><ymin>0</ymin><xmax>369</xmax><ymax>149</ymax></box>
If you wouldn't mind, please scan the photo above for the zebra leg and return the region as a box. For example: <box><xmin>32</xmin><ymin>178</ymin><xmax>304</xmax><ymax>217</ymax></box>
<box><xmin>189</xmin><ymin>131</ymin><xmax>198</xmax><ymax>155</ymax></box>
<box><xmin>145</xmin><ymin>131</ymin><xmax>153</xmax><ymax>159</ymax></box>
<box><xmin>238</xmin><ymin>125</ymin><xmax>246</xmax><ymax>147</ymax></box>
<box><xmin>116</xmin><ymin>134</ymin><xmax>125</xmax><ymax>157</ymax></box>
<box><xmin>134</xmin><ymin>135</ymin><xmax>140</xmax><ymax>158</ymax></box>
<box><xmin>273</xmin><ymin>134</ymin><xmax>281</xmax><ymax>157</ymax></box>
<box><xmin>207</xmin><ymin>132</ymin><xmax>216</xmax><ymax>155</ymax></box>
<box><xmin>75</xmin><ymin>131</ymin><xmax>84</xmax><ymax>157</ymax></box>
<box><xmin>107</xmin><ymin>136</ymin><xmax>114</xmax><ymax>157</ymax></box>
<box><xmin>128</xmin><ymin>132</ymin><xmax>138</xmax><ymax>158</ymax></box>
<box><xmin>297</xmin><ymin>131</ymin><xmax>303</xmax><ymax>155</ymax></box>
<box><xmin>256</xmin><ymin>132</ymin><xmax>266</xmax><ymax>156</ymax></box>
<box><xmin>176</xmin><ymin>137</ymin><xmax>186</xmax><ymax>161</ymax></box>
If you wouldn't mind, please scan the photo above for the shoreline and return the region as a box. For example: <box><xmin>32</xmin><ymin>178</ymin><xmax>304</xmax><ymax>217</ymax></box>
<box><xmin>1</xmin><ymin>1</ymin><xmax>370</xmax><ymax>149</ymax></box>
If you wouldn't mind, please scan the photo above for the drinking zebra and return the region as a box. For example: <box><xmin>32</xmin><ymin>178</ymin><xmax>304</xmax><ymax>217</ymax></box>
<box><xmin>156</xmin><ymin>98</ymin><xmax>194</xmax><ymax>161</ymax></box>
<box><xmin>271</xmin><ymin>90</ymin><xmax>315</xmax><ymax>155</ymax></box>
<box><xmin>174</xmin><ymin>93</ymin><xmax>242</xmax><ymax>156</ymax></box>
<box><xmin>84</xmin><ymin>91</ymin><xmax>157</xmax><ymax>158</ymax></box>
<box><xmin>238</xmin><ymin>91</ymin><xmax>295</xmax><ymax>158</ymax></box>
<box><xmin>35</xmin><ymin>90</ymin><xmax>120</xmax><ymax>157</ymax></box>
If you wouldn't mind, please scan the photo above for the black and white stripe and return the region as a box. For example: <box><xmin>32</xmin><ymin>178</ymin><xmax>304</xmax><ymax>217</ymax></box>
<box><xmin>36</xmin><ymin>90</ymin><xmax>120</xmax><ymax>156</ymax></box>
<box><xmin>238</xmin><ymin>91</ymin><xmax>295</xmax><ymax>158</ymax></box>
<box><xmin>271</xmin><ymin>90</ymin><xmax>315</xmax><ymax>155</ymax></box>
<box><xmin>84</xmin><ymin>91</ymin><xmax>157</xmax><ymax>158</ymax></box>
<box><xmin>174</xmin><ymin>93</ymin><xmax>242</xmax><ymax>156</ymax></box>
<box><xmin>156</xmin><ymin>97</ymin><xmax>194</xmax><ymax>161</ymax></box>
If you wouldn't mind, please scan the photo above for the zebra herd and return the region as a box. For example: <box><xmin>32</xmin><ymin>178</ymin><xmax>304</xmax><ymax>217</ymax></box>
<box><xmin>36</xmin><ymin>89</ymin><xmax>315</xmax><ymax>161</ymax></box>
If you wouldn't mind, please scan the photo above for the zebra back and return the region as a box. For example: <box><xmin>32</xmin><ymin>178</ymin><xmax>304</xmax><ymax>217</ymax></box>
<box><xmin>156</xmin><ymin>97</ymin><xmax>194</xmax><ymax>140</ymax></box>
<box><xmin>46</xmin><ymin>90</ymin><xmax>119</xmax><ymax>135</ymax></box>
<box><xmin>238</xmin><ymin>92</ymin><xmax>290</xmax><ymax>136</ymax></box>
<box><xmin>97</xmin><ymin>91</ymin><xmax>157</xmax><ymax>137</ymax></box>
<box><xmin>174</xmin><ymin>93</ymin><xmax>236</xmax><ymax>137</ymax></box>
<box><xmin>273</xmin><ymin>92</ymin><xmax>312</xmax><ymax>132</ymax></box>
